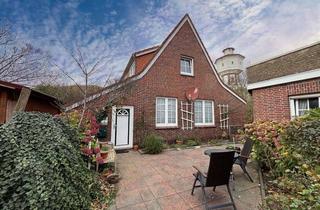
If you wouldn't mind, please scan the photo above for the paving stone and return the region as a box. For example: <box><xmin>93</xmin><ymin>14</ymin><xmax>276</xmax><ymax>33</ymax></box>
<box><xmin>144</xmin><ymin>200</ymin><xmax>162</xmax><ymax>210</ymax></box>
<box><xmin>139</xmin><ymin>188</ymin><xmax>155</xmax><ymax>202</ymax></box>
<box><xmin>168</xmin><ymin>177</ymin><xmax>193</xmax><ymax>193</ymax></box>
<box><xmin>116</xmin><ymin>189</ymin><xmax>143</xmax><ymax>209</ymax></box>
<box><xmin>157</xmin><ymin>194</ymin><xmax>191</xmax><ymax>210</ymax></box>
<box><xmin>117</xmin><ymin>202</ymin><xmax>147</xmax><ymax>210</ymax></box>
<box><xmin>116</xmin><ymin>146</ymin><xmax>262</xmax><ymax>210</ymax></box>
<box><xmin>144</xmin><ymin>174</ymin><xmax>166</xmax><ymax>186</ymax></box>
<box><xmin>179</xmin><ymin>190</ymin><xmax>204</xmax><ymax>208</ymax></box>
<box><xmin>149</xmin><ymin>183</ymin><xmax>176</xmax><ymax>198</ymax></box>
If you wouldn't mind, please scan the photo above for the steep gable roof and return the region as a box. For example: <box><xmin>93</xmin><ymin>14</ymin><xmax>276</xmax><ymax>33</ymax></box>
<box><xmin>133</xmin><ymin>14</ymin><xmax>246</xmax><ymax>103</ymax></box>
<box><xmin>66</xmin><ymin>14</ymin><xmax>246</xmax><ymax>111</ymax></box>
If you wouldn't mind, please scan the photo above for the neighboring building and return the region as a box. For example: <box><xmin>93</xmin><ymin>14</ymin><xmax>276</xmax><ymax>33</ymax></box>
<box><xmin>247</xmin><ymin>41</ymin><xmax>320</xmax><ymax>121</ymax></box>
<box><xmin>0</xmin><ymin>80</ymin><xmax>62</xmax><ymax>124</ymax></box>
<box><xmin>214</xmin><ymin>47</ymin><xmax>245</xmax><ymax>87</ymax></box>
<box><xmin>67</xmin><ymin>14</ymin><xmax>246</xmax><ymax>149</ymax></box>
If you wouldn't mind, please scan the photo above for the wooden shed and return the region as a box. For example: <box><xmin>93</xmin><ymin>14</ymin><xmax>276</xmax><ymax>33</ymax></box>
<box><xmin>0</xmin><ymin>80</ymin><xmax>62</xmax><ymax>124</ymax></box>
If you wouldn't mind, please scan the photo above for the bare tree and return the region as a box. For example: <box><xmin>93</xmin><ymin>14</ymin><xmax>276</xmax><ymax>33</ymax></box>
<box><xmin>0</xmin><ymin>21</ymin><xmax>51</xmax><ymax>84</ymax></box>
<box><xmin>52</xmin><ymin>45</ymin><xmax>114</xmax><ymax>128</ymax></box>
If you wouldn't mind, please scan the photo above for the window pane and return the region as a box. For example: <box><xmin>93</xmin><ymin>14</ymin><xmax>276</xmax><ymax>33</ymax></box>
<box><xmin>167</xmin><ymin>99</ymin><xmax>176</xmax><ymax>124</ymax></box>
<box><xmin>297</xmin><ymin>99</ymin><xmax>308</xmax><ymax>116</ymax></box>
<box><xmin>298</xmin><ymin>99</ymin><xmax>308</xmax><ymax>109</ymax></box>
<box><xmin>194</xmin><ymin>101</ymin><xmax>203</xmax><ymax>123</ymax></box>
<box><xmin>309</xmin><ymin>98</ymin><xmax>319</xmax><ymax>109</ymax></box>
<box><xmin>156</xmin><ymin>98</ymin><xmax>165</xmax><ymax>124</ymax></box>
<box><xmin>204</xmin><ymin>101</ymin><xmax>213</xmax><ymax>123</ymax></box>
<box><xmin>181</xmin><ymin>58</ymin><xmax>191</xmax><ymax>74</ymax></box>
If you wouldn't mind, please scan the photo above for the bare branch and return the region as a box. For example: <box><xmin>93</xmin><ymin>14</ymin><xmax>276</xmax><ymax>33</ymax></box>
<box><xmin>50</xmin><ymin>62</ymin><xmax>85</xmax><ymax>95</ymax></box>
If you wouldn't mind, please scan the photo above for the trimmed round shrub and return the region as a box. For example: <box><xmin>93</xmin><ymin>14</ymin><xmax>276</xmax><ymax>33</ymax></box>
<box><xmin>143</xmin><ymin>134</ymin><xmax>164</xmax><ymax>154</ymax></box>
<box><xmin>0</xmin><ymin>112</ymin><xmax>101</xmax><ymax>210</ymax></box>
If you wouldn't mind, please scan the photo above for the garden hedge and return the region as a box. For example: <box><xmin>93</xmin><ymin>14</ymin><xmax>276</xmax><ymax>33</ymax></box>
<box><xmin>0</xmin><ymin>112</ymin><xmax>101</xmax><ymax>210</ymax></box>
<box><xmin>243</xmin><ymin>109</ymin><xmax>320</xmax><ymax>209</ymax></box>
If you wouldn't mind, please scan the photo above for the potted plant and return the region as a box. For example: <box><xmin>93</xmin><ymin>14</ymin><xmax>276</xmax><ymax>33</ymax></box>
<box><xmin>93</xmin><ymin>144</ymin><xmax>100</xmax><ymax>154</ymax></box>
<box><xmin>176</xmin><ymin>135</ymin><xmax>184</xmax><ymax>145</ymax></box>
<box><xmin>100</xmin><ymin>145</ymin><xmax>109</xmax><ymax>159</ymax></box>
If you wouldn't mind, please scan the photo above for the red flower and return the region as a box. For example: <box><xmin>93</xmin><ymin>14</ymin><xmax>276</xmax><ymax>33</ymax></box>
<box><xmin>82</xmin><ymin>136</ymin><xmax>92</xmax><ymax>143</ymax></box>
<box><xmin>82</xmin><ymin>147</ymin><xmax>93</xmax><ymax>156</ymax></box>
<box><xmin>93</xmin><ymin>147</ymin><xmax>100</xmax><ymax>154</ymax></box>
<box><xmin>96</xmin><ymin>156</ymin><xmax>104</xmax><ymax>164</ymax></box>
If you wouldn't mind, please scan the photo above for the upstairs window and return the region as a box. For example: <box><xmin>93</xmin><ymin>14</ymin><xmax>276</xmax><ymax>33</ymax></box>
<box><xmin>180</xmin><ymin>57</ymin><xmax>193</xmax><ymax>76</ymax></box>
<box><xmin>194</xmin><ymin>100</ymin><xmax>214</xmax><ymax>126</ymax></box>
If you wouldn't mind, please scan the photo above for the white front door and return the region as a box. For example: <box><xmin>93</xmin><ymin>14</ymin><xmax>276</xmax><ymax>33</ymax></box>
<box><xmin>111</xmin><ymin>106</ymin><xmax>134</xmax><ymax>149</ymax></box>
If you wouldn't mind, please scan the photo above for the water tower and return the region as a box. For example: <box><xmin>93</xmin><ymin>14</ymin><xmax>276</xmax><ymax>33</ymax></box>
<box><xmin>214</xmin><ymin>47</ymin><xmax>245</xmax><ymax>87</ymax></box>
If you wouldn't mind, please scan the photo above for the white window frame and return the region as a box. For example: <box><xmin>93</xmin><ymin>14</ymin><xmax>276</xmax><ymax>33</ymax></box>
<box><xmin>194</xmin><ymin>100</ymin><xmax>215</xmax><ymax>126</ymax></box>
<box><xmin>156</xmin><ymin>97</ymin><xmax>178</xmax><ymax>127</ymax></box>
<box><xmin>289</xmin><ymin>93</ymin><xmax>320</xmax><ymax>119</ymax></box>
<box><xmin>180</xmin><ymin>56</ymin><xmax>194</xmax><ymax>76</ymax></box>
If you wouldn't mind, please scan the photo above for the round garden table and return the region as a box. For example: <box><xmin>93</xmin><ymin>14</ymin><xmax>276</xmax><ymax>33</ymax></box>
<box><xmin>204</xmin><ymin>148</ymin><xmax>239</xmax><ymax>158</ymax></box>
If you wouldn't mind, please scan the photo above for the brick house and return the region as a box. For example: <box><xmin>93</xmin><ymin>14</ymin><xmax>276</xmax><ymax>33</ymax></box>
<box><xmin>0</xmin><ymin>80</ymin><xmax>61</xmax><ymax>124</ymax></box>
<box><xmin>67</xmin><ymin>14</ymin><xmax>246</xmax><ymax>149</ymax></box>
<box><xmin>247</xmin><ymin>41</ymin><xmax>320</xmax><ymax>121</ymax></box>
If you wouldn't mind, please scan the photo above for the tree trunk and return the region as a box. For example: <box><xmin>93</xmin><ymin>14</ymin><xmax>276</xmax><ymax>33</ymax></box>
<box><xmin>78</xmin><ymin>74</ymin><xmax>88</xmax><ymax>128</ymax></box>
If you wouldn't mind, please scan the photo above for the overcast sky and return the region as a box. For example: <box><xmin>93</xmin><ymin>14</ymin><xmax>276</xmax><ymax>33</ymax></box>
<box><xmin>1</xmin><ymin>0</ymin><xmax>320</xmax><ymax>84</ymax></box>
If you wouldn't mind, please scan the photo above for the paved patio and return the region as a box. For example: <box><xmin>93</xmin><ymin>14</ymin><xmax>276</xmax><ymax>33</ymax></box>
<box><xmin>114</xmin><ymin>146</ymin><xmax>261</xmax><ymax>210</ymax></box>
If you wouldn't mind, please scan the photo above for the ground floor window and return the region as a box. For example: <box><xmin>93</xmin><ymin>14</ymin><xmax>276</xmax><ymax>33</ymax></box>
<box><xmin>156</xmin><ymin>97</ymin><xmax>177</xmax><ymax>127</ymax></box>
<box><xmin>290</xmin><ymin>94</ymin><xmax>320</xmax><ymax>118</ymax></box>
<box><xmin>194</xmin><ymin>100</ymin><xmax>214</xmax><ymax>126</ymax></box>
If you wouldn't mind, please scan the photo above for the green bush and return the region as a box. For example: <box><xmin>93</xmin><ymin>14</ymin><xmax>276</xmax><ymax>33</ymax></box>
<box><xmin>242</xmin><ymin>110</ymin><xmax>320</xmax><ymax>209</ymax></box>
<box><xmin>185</xmin><ymin>138</ymin><xmax>200</xmax><ymax>147</ymax></box>
<box><xmin>243</xmin><ymin>121</ymin><xmax>287</xmax><ymax>172</ymax></box>
<box><xmin>143</xmin><ymin>134</ymin><xmax>164</xmax><ymax>154</ymax></box>
<box><xmin>0</xmin><ymin>112</ymin><xmax>101</xmax><ymax>210</ymax></box>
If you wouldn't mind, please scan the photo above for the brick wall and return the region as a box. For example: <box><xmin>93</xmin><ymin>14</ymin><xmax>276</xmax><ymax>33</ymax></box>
<box><xmin>83</xmin><ymin>21</ymin><xmax>246</xmax><ymax>144</ymax></box>
<box><xmin>251</xmin><ymin>78</ymin><xmax>320</xmax><ymax>121</ymax></box>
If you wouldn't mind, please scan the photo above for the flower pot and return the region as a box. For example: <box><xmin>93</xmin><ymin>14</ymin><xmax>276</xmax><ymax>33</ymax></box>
<box><xmin>101</xmin><ymin>151</ymin><xmax>108</xmax><ymax>159</ymax></box>
<box><xmin>176</xmin><ymin>140</ymin><xmax>183</xmax><ymax>145</ymax></box>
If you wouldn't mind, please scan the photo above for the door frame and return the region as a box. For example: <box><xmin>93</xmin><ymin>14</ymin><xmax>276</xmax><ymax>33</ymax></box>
<box><xmin>111</xmin><ymin>106</ymin><xmax>134</xmax><ymax>149</ymax></box>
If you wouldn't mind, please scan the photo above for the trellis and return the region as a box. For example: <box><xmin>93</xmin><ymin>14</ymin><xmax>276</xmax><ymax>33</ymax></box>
<box><xmin>181</xmin><ymin>101</ymin><xmax>193</xmax><ymax>130</ymax></box>
<box><xmin>218</xmin><ymin>104</ymin><xmax>229</xmax><ymax>130</ymax></box>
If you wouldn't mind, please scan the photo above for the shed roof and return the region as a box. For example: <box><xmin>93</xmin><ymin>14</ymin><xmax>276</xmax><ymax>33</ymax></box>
<box><xmin>0</xmin><ymin>80</ymin><xmax>62</xmax><ymax>110</ymax></box>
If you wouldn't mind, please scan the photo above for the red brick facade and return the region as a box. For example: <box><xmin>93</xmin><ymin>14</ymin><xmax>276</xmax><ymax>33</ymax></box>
<box><xmin>82</xmin><ymin>18</ymin><xmax>246</xmax><ymax>145</ymax></box>
<box><xmin>251</xmin><ymin>78</ymin><xmax>320</xmax><ymax>121</ymax></box>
